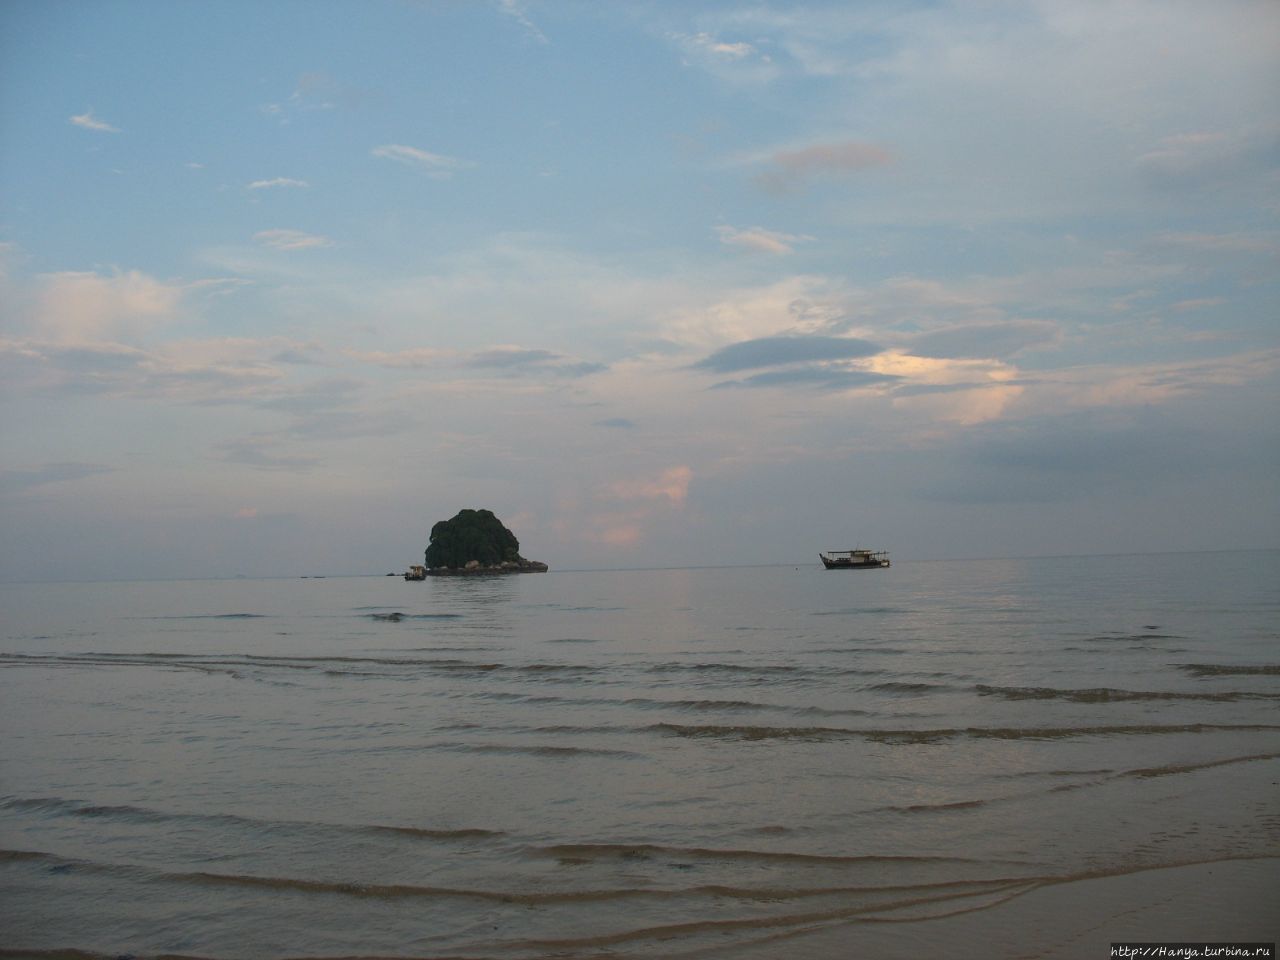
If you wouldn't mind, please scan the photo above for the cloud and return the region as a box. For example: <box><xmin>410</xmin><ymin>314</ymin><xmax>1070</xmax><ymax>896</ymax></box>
<box><xmin>1032</xmin><ymin>350</ymin><xmax>1280</xmax><ymax>412</ymax></box>
<box><xmin>666</xmin><ymin>29</ymin><xmax>779</xmax><ymax>86</ymax></box>
<box><xmin>259</xmin><ymin>71</ymin><xmax>365</xmax><ymax>120</ymax></box>
<box><xmin>353</xmin><ymin>344</ymin><xmax>605</xmax><ymax>379</ymax></box>
<box><xmin>716</xmin><ymin>225</ymin><xmax>811</xmax><ymax>255</ymax></box>
<box><xmin>10</xmin><ymin>337</ymin><xmax>147</xmax><ymax>373</ymax></box>
<box><xmin>69</xmin><ymin>110</ymin><xmax>120</xmax><ymax>133</ymax></box>
<box><xmin>672</xmin><ymin>31</ymin><xmax>760</xmax><ymax>62</ymax></box>
<box><xmin>464</xmin><ymin>346</ymin><xmax>606</xmax><ymax>378</ymax></box>
<box><xmin>354</xmin><ymin>348</ymin><xmax>451</xmax><ymax>369</ymax></box>
<box><xmin>371</xmin><ymin>144</ymin><xmax>473</xmax><ymax>178</ymax></box>
<box><xmin>248</xmin><ymin>178</ymin><xmax>310</xmax><ymax>190</ymax></box>
<box><xmin>0</xmin><ymin>461</ymin><xmax>114</xmax><ymax>495</ymax></box>
<box><xmin>31</xmin><ymin>270</ymin><xmax>186</xmax><ymax>342</ymax></box>
<box><xmin>593</xmin><ymin>417</ymin><xmax>637</xmax><ymax>429</ymax></box>
<box><xmin>607</xmin><ymin>465</ymin><xmax>692</xmax><ymax>507</ymax></box>
<box><xmin>1170</xmin><ymin>298</ymin><xmax>1227</xmax><ymax>313</ymax></box>
<box><xmin>915</xmin><ymin>404</ymin><xmax>1280</xmax><ymax>507</ymax></box>
<box><xmin>252</xmin><ymin>229</ymin><xmax>333</xmax><ymax>250</ymax></box>
<box><xmin>909</xmin><ymin>321</ymin><xmax>1060</xmax><ymax>359</ymax></box>
<box><xmin>689</xmin><ymin>333</ymin><xmax>895</xmax><ymax>393</ymax></box>
<box><xmin>269</xmin><ymin>342</ymin><xmax>328</xmax><ymax>365</ymax></box>
<box><xmin>498</xmin><ymin>0</ymin><xmax>548</xmax><ymax>44</ymax></box>
<box><xmin>1150</xmin><ymin>231</ymin><xmax>1279</xmax><ymax>255</ymax></box>
<box><xmin>218</xmin><ymin>437</ymin><xmax>320</xmax><ymax>472</ymax></box>
<box><xmin>693</xmin><ymin>335</ymin><xmax>881</xmax><ymax>373</ymax></box>
<box><xmin>1135</xmin><ymin>129</ymin><xmax>1277</xmax><ymax>192</ymax></box>
<box><xmin>754</xmin><ymin>140</ymin><xmax>893</xmax><ymax>192</ymax></box>
<box><xmin>712</xmin><ymin>367</ymin><xmax>899</xmax><ymax>391</ymax></box>
<box><xmin>658</xmin><ymin>274</ymin><xmax>841</xmax><ymax>350</ymax></box>
<box><xmin>0</xmin><ymin>335</ymin><xmax>292</xmax><ymax>403</ymax></box>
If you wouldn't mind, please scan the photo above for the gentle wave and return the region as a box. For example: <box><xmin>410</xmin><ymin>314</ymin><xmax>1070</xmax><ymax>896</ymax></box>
<box><xmin>0</xmin><ymin>796</ymin><xmax>505</xmax><ymax>843</ymax></box>
<box><xmin>877</xmin><ymin>753</ymin><xmax>1280</xmax><ymax>814</ymax></box>
<box><xmin>870</xmin><ymin>681</ymin><xmax>950</xmax><ymax>694</ymax></box>
<box><xmin>645</xmin><ymin>662</ymin><xmax>806</xmax><ymax>675</ymax></box>
<box><xmin>1111</xmin><ymin>751</ymin><xmax>1280</xmax><ymax>781</ymax></box>
<box><xmin>497</xmin><ymin>856</ymin><xmax>1277</xmax><ymax>953</ymax></box>
<box><xmin>428</xmin><ymin>741</ymin><xmax>641</xmax><ymax>758</ymax></box>
<box><xmin>530</xmin><ymin>842</ymin><xmax>994</xmax><ymax>866</ymax></box>
<box><xmin>1080</xmin><ymin>632</ymin><xmax>1184</xmax><ymax>642</ymax></box>
<box><xmin>132</xmin><ymin>613</ymin><xmax>269</xmax><ymax>620</ymax></box>
<box><xmin>1178</xmin><ymin>663</ymin><xmax>1280</xmax><ymax>677</ymax></box>
<box><xmin>976</xmin><ymin>684</ymin><xmax>1280</xmax><ymax>702</ymax></box>
<box><xmin>467</xmin><ymin>690</ymin><xmax>874</xmax><ymax>718</ymax></box>
<box><xmin>497</xmin><ymin>882</ymin><xmax>1035</xmax><ymax>951</ymax></box>
<box><xmin>651</xmin><ymin>722</ymin><xmax>1280</xmax><ymax>743</ymax></box>
<box><xmin>0</xmin><ymin>652</ymin><xmax>604</xmax><ymax>679</ymax></box>
<box><xmin>1</xmin><ymin>858</ymin><xmax>1273</xmax><ymax>960</ymax></box>
<box><xmin>0</xmin><ymin>846</ymin><xmax>1045</xmax><ymax>920</ymax></box>
<box><xmin>365</xmin><ymin>612</ymin><xmax>463</xmax><ymax>621</ymax></box>
<box><xmin>0</xmin><ymin>652</ymin><xmax>886</xmax><ymax>687</ymax></box>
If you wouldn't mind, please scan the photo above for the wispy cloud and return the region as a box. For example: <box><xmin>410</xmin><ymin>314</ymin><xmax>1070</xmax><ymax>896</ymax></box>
<box><xmin>218</xmin><ymin>437</ymin><xmax>320</xmax><ymax>472</ymax></box>
<box><xmin>693</xmin><ymin>335</ymin><xmax>881</xmax><ymax>373</ymax></box>
<box><xmin>69</xmin><ymin>110</ymin><xmax>120</xmax><ymax>133</ymax></box>
<box><xmin>1134</xmin><ymin>130</ymin><xmax>1264</xmax><ymax>190</ymax></box>
<box><xmin>30</xmin><ymin>269</ymin><xmax>186</xmax><ymax>342</ymax></box>
<box><xmin>371</xmin><ymin>144</ymin><xmax>473</xmax><ymax>178</ymax></box>
<box><xmin>667</xmin><ymin>29</ymin><xmax>777</xmax><ymax>85</ymax></box>
<box><xmin>464</xmin><ymin>346</ymin><xmax>605</xmax><ymax>378</ymax></box>
<box><xmin>252</xmin><ymin>229</ymin><xmax>333</xmax><ymax>250</ymax></box>
<box><xmin>354</xmin><ymin>348</ymin><xmax>451</xmax><ymax>369</ymax></box>
<box><xmin>1151</xmin><ymin>231</ymin><xmax>1279</xmax><ymax>254</ymax></box>
<box><xmin>0</xmin><ymin>461</ymin><xmax>114</xmax><ymax>494</ymax></box>
<box><xmin>248</xmin><ymin>177</ymin><xmax>310</xmax><ymax>190</ymax></box>
<box><xmin>498</xmin><ymin>0</ymin><xmax>548</xmax><ymax>44</ymax></box>
<box><xmin>754</xmin><ymin>140</ymin><xmax>893</xmax><ymax>193</ymax></box>
<box><xmin>606</xmin><ymin>465</ymin><xmax>692</xmax><ymax>507</ymax></box>
<box><xmin>716</xmin><ymin>225</ymin><xmax>811</xmax><ymax>255</ymax></box>
<box><xmin>355</xmin><ymin>344</ymin><xmax>604</xmax><ymax>379</ymax></box>
<box><xmin>909</xmin><ymin>321</ymin><xmax>1060</xmax><ymax>360</ymax></box>
<box><xmin>672</xmin><ymin>31</ymin><xmax>759</xmax><ymax>61</ymax></box>
<box><xmin>0</xmin><ymin>335</ymin><xmax>288</xmax><ymax>403</ymax></box>
<box><xmin>710</xmin><ymin>367</ymin><xmax>899</xmax><ymax>391</ymax></box>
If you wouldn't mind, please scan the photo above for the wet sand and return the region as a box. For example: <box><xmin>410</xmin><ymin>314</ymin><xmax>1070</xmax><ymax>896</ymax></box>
<box><xmin>723</xmin><ymin>857</ymin><xmax>1280</xmax><ymax>960</ymax></box>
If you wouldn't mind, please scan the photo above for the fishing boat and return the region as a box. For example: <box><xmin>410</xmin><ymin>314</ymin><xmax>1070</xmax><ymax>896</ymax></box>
<box><xmin>819</xmin><ymin>549</ymin><xmax>890</xmax><ymax>569</ymax></box>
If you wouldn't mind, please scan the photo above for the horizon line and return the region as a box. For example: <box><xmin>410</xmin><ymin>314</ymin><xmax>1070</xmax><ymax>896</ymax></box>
<box><xmin>2</xmin><ymin>546</ymin><xmax>1276</xmax><ymax>586</ymax></box>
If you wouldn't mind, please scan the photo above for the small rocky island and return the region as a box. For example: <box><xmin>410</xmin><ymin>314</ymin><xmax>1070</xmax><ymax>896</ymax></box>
<box><xmin>405</xmin><ymin>508</ymin><xmax>549</xmax><ymax>578</ymax></box>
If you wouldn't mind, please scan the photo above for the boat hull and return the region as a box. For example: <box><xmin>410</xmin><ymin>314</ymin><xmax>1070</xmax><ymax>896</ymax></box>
<box><xmin>819</xmin><ymin>552</ymin><xmax>890</xmax><ymax>569</ymax></box>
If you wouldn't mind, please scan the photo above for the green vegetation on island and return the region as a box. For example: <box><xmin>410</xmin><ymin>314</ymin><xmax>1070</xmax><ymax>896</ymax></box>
<box><xmin>408</xmin><ymin>509</ymin><xmax>548</xmax><ymax>577</ymax></box>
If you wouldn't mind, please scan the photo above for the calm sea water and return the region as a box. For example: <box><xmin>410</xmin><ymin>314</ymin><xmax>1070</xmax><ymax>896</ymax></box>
<box><xmin>1</xmin><ymin>551</ymin><xmax>1278</xmax><ymax>958</ymax></box>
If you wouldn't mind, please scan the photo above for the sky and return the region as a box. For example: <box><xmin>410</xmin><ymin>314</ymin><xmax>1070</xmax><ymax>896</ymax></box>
<box><xmin>1</xmin><ymin>0</ymin><xmax>1278</xmax><ymax>581</ymax></box>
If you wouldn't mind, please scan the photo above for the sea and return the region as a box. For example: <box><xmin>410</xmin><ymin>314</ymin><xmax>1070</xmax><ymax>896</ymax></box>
<box><xmin>1</xmin><ymin>550</ymin><xmax>1277</xmax><ymax>958</ymax></box>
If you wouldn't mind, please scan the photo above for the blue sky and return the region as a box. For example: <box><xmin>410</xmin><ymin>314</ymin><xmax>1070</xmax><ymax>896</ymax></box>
<box><xmin>2</xmin><ymin>0</ymin><xmax>1278</xmax><ymax>580</ymax></box>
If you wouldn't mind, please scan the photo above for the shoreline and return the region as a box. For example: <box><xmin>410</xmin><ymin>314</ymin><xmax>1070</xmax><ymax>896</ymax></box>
<box><xmin>720</xmin><ymin>857</ymin><xmax>1280</xmax><ymax>959</ymax></box>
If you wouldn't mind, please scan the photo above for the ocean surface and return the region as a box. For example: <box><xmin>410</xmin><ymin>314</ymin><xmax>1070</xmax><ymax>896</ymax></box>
<box><xmin>1</xmin><ymin>551</ymin><xmax>1277</xmax><ymax>958</ymax></box>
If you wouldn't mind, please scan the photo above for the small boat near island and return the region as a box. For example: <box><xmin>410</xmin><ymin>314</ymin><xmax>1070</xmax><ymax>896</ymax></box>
<box><xmin>820</xmin><ymin>549</ymin><xmax>890</xmax><ymax>570</ymax></box>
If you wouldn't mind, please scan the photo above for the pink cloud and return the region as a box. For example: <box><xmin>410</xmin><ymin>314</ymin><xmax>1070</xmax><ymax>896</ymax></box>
<box><xmin>756</xmin><ymin>140</ymin><xmax>893</xmax><ymax>192</ymax></box>
<box><xmin>774</xmin><ymin>141</ymin><xmax>893</xmax><ymax>172</ymax></box>
<box><xmin>607</xmin><ymin>466</ymin><xmax>692</xmax><ymax>506</ymax></box>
